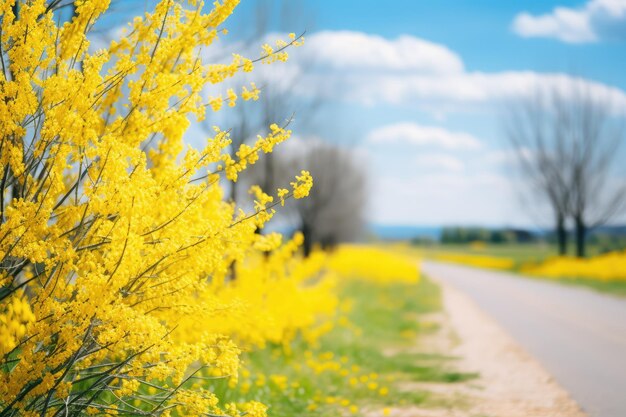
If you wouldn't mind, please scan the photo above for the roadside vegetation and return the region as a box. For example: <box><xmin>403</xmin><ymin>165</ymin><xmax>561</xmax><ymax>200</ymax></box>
<box><xmin>208</xmin><ymin>246</ymin><xmax>476</xmax><ymax>417</ymax></box>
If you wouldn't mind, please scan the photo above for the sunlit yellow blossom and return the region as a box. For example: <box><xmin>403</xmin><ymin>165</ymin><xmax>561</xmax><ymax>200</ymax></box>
<box><xmin>242</xmin><ymin>82</ymin><xmax>260</xmax><ymax>101</ymax></box>
<box><xmin>291</xmin><ymin>170</ymin><xmax>314</xmax><ymax>199</ymax></box>
<box><xmin>0</xmin><ymin>291</ymin><xmax>35</xmax><ymax>355</ymax></box>
<box><xmin>209</xmin><ymin>95</ymin><xmax>224</xmax><ymax>111</ymax></box>
<box><xmin>227</xmin><ymin>88</ymin><xmax>238</xmax><ymax>107</ymax></box>
<box><xmin>277</xmin><ymin>188</ymin><xmax>289</xmax><ymax>206</ymax></box>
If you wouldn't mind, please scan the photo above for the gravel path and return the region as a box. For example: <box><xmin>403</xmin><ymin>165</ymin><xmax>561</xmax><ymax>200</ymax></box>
<box><xmin>423</xmin><ymin>261</ymin><xmax>626</xmax><ymax>417</ymax></box>
<box><xmin>383</xmin><ymin>270</ymin><xmax>587</xmax><ymax>417</ymax></box>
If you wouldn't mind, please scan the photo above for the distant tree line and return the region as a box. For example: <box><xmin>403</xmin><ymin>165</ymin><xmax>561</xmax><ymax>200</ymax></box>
<box><xmin>432</xmin><ymin>226</ymin><xmax>626</xmax><ymax>253</ymax></box>
<box><xmin>439</xmin><ymin>227</ymin><xmax>536</xmax><ymax>245</ymax></box>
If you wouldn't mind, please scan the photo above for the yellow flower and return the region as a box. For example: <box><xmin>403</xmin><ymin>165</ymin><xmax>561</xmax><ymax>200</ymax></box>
<box><xmin>242</xmin><ymin>82</ymin><xmax>260</xmax><ymax>101</ymax></box>
<box><xmin>277</xmin><ymin>188</ymin><xmax>289</xmax><ymax>206</ymax></box>
<box><xmin>291</xmin><ymin>170</ymin><xmax>313</xmax><ymax>199</ymax></box>
<box><xmin>227</xmin><ymin>88</ymin><xmax>238</xmax><ymax>107</ymax></box>
<box><xmin>209</xmin><ymin>95</ymin><xmax>224</xmax><ymax>111</ymax></box>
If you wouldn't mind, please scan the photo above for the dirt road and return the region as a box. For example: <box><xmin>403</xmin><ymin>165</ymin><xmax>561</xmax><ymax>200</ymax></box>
<box><xmin>423</xmin><ymin>261</ymin><xmax>626</xmax><ymax>417</ymax></box>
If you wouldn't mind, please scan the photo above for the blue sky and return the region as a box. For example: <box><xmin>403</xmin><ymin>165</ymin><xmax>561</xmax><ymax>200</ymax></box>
<box><xmin>117</xmin><ymin>1</ymin><xmax>626</xmax><ymax>227</ymax></box>
<box><xmin>318</xmin><ymin>1</ymin><xmax>624</xmax><ymax>74</ymax></box>
<box><xmin>269</xmin><ymin>0</ymin><xmax>626</xmax><ymax>227</ymax></box>
<box><xmin>228</xmin><ymin>0</ymin><xmax>626</xmax><ymax>86</ymax></box>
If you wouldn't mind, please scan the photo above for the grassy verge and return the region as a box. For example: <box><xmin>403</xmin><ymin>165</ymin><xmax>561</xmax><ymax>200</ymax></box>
<box><xmin>209</xmin><ymin>277</ymin><xmax>475</xmax><ymax>416</ymax></box>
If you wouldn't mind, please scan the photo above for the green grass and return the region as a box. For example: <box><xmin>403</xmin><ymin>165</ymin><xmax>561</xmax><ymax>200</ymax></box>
<box><xmin>318</xmin><ymin>279</ymin><xmax>474</xmax><ymax>383</ymax></box>
<box><xmin>208</xmin><ymin>277</ymin><xmax>476</xmax><ymax>417</ymax></box>
<box><xmin>416</xmin><ymin>242</ymin><xmax>558</xmax><ymax>265</ymax></box>
<box><xmin>415</xmin><ymin>242</ymin><xmax>615</xmax><ymax>265</ymax></box>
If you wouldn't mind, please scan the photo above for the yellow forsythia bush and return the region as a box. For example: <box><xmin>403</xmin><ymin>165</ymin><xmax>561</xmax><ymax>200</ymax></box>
<box><xmin>522</xmin><ymin>251</ymin><xmax>626</xmax><ymax>281</ymax></box>
<box><xmin>0</xmin><ymin>1</ymin><xmax>318</xmax><ymax>416</ymax></box>
<box><xmin>0</xmin><ymin>291</ymin><xmax>35</xmax><ymax>356</ymax></box>
<box><xmin>180</xmin><ymin>235</ymin><xmax>338</xmax><ymax>350</ymax></box>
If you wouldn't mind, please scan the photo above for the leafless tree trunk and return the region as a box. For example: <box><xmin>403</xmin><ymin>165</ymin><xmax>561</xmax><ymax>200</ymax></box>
<box><xmin>504</xmin><ymin>82</ymin><xmax>626</xmax><ymax>258</ymax></box>
<box><xmin>558</xmin><ymin>84</ymin><xmax>626</xmax><ymax>257</ymax></box>
<box><xmin>503</xmin><ymin>91</ymin><xmax>572</xmax><ymax>255</ymax></box>
<box><xmin>276</xmin><ymin>142</ymin><xmax>366</xmax><ymax>256</ymax></box>
<box><xmin>556</xmin><ymin>213</ymin><xmax>567</xmax><ymax>255</ymax></box>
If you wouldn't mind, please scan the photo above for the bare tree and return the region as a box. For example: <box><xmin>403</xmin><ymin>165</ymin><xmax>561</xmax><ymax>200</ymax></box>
<box><xmin>201</xmin><ymin>0</ymin><xmax>366</xmax><ymax>256</ymax></box>
<box><xmin>274</xmin><ymin>142</ymin><xmax>367</xmax><ymax>256</ymax></box>
<box><xmin>503</xmin><ymin>91</ymin><xmax>572</xmax><ymax>255</ymax></box>
<box><xmin>559</xmin><ymin>85</ymin><xmax>626</xmax><ymax>257</ymax></box>
<box><xmin>504</xmin><ymin>83</ymin><xmax>626</xmax><ymax>257</ymax></box>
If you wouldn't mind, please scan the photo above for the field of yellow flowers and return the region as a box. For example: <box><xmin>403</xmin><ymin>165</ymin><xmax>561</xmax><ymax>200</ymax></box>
<box><xmin>429</xmin><ymin>252</ymin><xmax>515</xmax><ymax>270</ymax></box>
<box><xmin>412</xmin><ymin>243</ymin><xmax>626</xmax><ymax>295</ymax></box>
<box><xmin>522</xmin><ymin>251</ymin><xmax>626</xmax><ymax>281</ymax></box>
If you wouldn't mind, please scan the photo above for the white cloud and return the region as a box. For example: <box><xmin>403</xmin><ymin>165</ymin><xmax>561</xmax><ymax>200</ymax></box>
<box><xmin>369</xmin><ymin>173</ymin><xmax>521</xmax><ymax>226</ymax></box>
<box><xmin>512</xmin><ymin>7</ymin><xmax>596</xmax><ymax>43</ymax></box>
<box><xmin>367</xmin><ymin>122</ymin><xmax>482</xmax><ymax>150</ymax></box>
<box><xmin>512</xmin><ymin>0</ymin><xmax>626</xmax><ymax>43</ymax></box>
<box><xmin>200</xmin><ymin>31</ymin><xmax>626</xmax><ymax>114</ymax></box>
<box><xmin>283</xmin><ymin>31</ymin><xmax>626</xmax><ymax>112</ymax></box>
<box><xmin>482</xmin><ymin>149</ymin><xmax>519</xmax><ymax>166</ymax></box>
<box><xmin>304</xmin><ymin>31</ymin><xmax>464</xmax><ymax>74</ymax></box>
<box><xmin>414</xmin><ymin>153</ymin><xmax>465</xmax><ymax>172</ymax></box>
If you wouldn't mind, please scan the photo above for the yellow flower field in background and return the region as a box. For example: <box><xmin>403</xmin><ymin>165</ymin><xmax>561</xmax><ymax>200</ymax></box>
<box><xmin>431</xmin><ymin>252</ymin><xmax>515</xmax><ymax>270</ymax></box>
<box><xmin>328</xmin><ymin>245</ymin><xmax>420</xmax><ymax>283</ymax></box>
<box><xmin>522</xmin><ymin>251</ymin><xmax>626</xmax><ymax>281</ymax></box>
